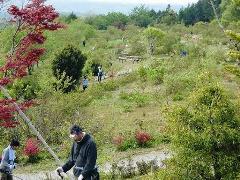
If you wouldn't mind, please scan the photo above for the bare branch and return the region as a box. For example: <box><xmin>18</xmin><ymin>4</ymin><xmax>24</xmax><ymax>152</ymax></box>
<box><xmin>209</xmin><ymin>0</ymin><xmax>225</xmax><ymax>32</ymax></box>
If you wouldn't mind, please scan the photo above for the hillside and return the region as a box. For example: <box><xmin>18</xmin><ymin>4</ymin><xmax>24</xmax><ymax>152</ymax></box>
<box><xmin>1</xmin><ymin>2</ymin><xmax>240</xmax><ymax>179</ymax></box>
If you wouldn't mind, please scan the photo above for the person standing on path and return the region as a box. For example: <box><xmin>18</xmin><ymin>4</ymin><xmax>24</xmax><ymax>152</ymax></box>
<box><xmin>0</xmin><ymin>139</ymin><xmax>20</xmax><ymax>180</ymax></box>
<box><xmin>83</xmin><ymin>40</ymin><xmax>86</xmax><ymax>47</ymax></box>
<box><xmin>97</xmin><ymin>66</ymin><xmax>103</xmax><ymax>83</ymax></box>
<box><xmin>82</xmin><ymin>76</ymin><xmax>89</xmax><ymax>91</ymax></box>
<box><xmin>56</xmin><ymin>125</ymin><xmax>99</xmax><ymax>180</ymax></box>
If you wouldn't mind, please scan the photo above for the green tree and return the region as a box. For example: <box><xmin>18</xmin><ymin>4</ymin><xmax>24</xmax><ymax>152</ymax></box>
<box><xmin>179</xmin><ymin>0</ymin><xmax>221</xmax><ymax>25</ymax></box>
<box><xmin>52</xmin><ymin>45</ymin><xmax>87</xmax><ymax>93</ymax></box>
<box><xmin>225</xmin><ymin>1</ymin><xmax>240</xmax><ymax>61</ymax></box>
<box><xmin>179</xmin><ymin>4</ymin><xmax>198</xmax><ymax>25</ymax></box>
<box><xmin>158</xmin><ymin>4</ymin><xmax>178</xmax><ymax>25</ymax></box>
<box><xmin>11</xmin><ymin>77</ymin><xmax>41</xmax><ymax>100</ymax></box>
<box><xmin>83</xmin><ymin>25</ymin><xmax>96</xmax><ymax>40</ymax></box>
<box><xmin>165</xmin><ymin>85</ymin><xmax>240</xmax><ymax>179</ymax></box>
<box><xmin>84</xmin><ymin>15</ymin><xmax>108</xmax><ymax>30</ymax></box>
<box><xmin>130</xmin><ymin>5</ymin><xmax>153</xmax><ymax>27</ymax></box>
<box><xmin>106</xmin><ymin>12</ymin><xmax>129</xmax><ymax>30</ymax></box>
<box><xmin>64</xmin><ymin>12</ymin><xmax>78</xmax><ymax>23</ymax></box>
<box><xmin>149</xmin><ymin>9</ymin><xmax>157</xmax><ymax>20</ymax></box>
<box><xmin>143</xmin><ymin>27</ymin><xmax>165</xmax><ymax>55</ymax></box>
<box><xmin>221</xmin><ymin>0</ymin><xmax>240</xmax><ymax>25</ymax></box>
<box><xmin>226</xmin><ymin>30</ymin><xmax>240</xmax><ymax>61</ymax></box>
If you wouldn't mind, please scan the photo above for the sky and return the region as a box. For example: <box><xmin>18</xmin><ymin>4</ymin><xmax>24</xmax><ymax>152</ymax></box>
<box><xmin>46</xmin><ymin>0</ymin><xmax>199</xmax><ymax>15</ymax></box>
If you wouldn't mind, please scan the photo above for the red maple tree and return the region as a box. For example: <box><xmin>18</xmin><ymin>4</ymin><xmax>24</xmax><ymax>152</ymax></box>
<box><xmin>0</xmin><ymin>0</ymin><xmax>63</xmax><ymax>128</ymax></box>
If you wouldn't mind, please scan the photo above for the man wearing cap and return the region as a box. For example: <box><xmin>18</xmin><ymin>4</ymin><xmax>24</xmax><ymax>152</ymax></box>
<box><xmin>56</xmin><ymin>125</ymin><xmax>99</xmax><ymax>180</ymax></box>
<box><xmin>0</xmin><ymin>139</ymin><xmax>20</xmax><ymax>180</ymax></box>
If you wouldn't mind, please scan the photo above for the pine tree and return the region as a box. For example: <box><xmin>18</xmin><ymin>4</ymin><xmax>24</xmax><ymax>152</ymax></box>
<box><xmin>52</xmin><ymin>45</ymin><xmax>87</xmax><ymax>93</ymax></box>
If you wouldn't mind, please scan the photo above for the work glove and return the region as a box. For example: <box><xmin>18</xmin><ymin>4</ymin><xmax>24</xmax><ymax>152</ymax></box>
<box><xmin>56</xmin><ymin>167</ymin><xmax>66</xmax><ymax>179</ymax></box>
<box><xmin>9</xmin><ymin>164</ymin><xmax>16</xmax><ymax>171</ymax></box>
<box><xmin>56</xmin><ymin>167</ymin><xmax>63</xmax><ymax>173</ymax></box>
<box><xmin>78</xmin><ymin>174</ymin><xmax>84</xmax><ymax>180</ymax></box>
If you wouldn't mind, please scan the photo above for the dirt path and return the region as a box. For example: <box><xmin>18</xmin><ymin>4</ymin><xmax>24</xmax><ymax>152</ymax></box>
<box><xmin>14</xmin><ymin>150</ymin><xmax>171</xmax><ymax>180</ymax></box>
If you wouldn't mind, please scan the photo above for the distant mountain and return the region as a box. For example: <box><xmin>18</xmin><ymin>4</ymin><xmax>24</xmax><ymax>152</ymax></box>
<box><xmin>51</xmin><ymin>2</ymin><xmax>185</xmax><ymax>15</ymax></box>
<box><xmin>0</xmin><ymin>12</ymin><xmax>10</xmax><ymax>30</ymax></box>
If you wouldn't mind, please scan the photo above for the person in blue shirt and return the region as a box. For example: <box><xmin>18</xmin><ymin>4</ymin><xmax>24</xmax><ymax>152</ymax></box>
<box><xmin>82</xmin><ymin>76</ymin><xmax>89</xmax><ymax>91</ymax></box>
<box><xmin>0</xmin><ymin>139</ymin><xmax>20</xmax><ymax>180</ymax></box>
<box><xmin>97</xmin><ymin>66</ymin><xmax>103</xmax><ymax>82</ymax></box>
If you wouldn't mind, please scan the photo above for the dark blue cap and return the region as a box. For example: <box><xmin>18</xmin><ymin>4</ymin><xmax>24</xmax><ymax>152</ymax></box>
<box><xmin>70</xmin><ymin>125</ymin><xmax>82</xmax><ymax>135</ymax></box>
<box><xmin>10</xmin><ymin>139</ymin><xmax>20</xmax><ymax>147</ymax></box>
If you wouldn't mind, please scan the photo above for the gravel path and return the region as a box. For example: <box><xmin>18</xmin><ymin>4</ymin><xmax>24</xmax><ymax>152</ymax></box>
<box><xmin>14</xmin><ymin>150</ymin><xmax>171</xmax><ymax>180</ymax></box>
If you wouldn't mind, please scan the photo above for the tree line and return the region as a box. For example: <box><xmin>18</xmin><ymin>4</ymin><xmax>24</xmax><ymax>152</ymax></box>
<box><xmin>63</xmin><ymin>0</ymin><xmax>239</xmax><ymax>29</ymax></box>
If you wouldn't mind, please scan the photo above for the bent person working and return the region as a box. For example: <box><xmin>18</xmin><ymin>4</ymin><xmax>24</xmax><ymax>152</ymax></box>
<box><xmin>56</xmin><ymin>125</ymin><xmax>99</xmax><ymax>180</ymax></box>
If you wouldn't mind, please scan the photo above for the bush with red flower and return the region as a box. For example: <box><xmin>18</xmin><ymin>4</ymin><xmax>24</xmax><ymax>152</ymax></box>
<box><xmin>135</xmin><ymin>131</ymin><xmax>151</xmax><ymax>147</ymax></box>
<box><xmin>112</xmin><ymin>131</ymin><xmax>153</xmax><ymax>151</ymax></box>
<box><xmin>23</xmin><ymin>138</ymin><xmax>40</xmax><ymax>163</ymax></box>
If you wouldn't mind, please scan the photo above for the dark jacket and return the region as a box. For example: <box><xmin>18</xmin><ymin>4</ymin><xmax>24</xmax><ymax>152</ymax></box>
<box><xmin>62</xmin><ymin>134</ymin><xmax>97</xmax><ymax>178</ymax></box>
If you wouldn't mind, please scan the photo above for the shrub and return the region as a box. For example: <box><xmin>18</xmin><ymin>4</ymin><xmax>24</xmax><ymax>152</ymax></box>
<box><xmin>224</xmin><ymin>65</ymin><xmax>240</xmax><ymax>77</ymax></box>
<box><xmin>102</xmin><ymin>80</ymin><xmax>119</xmax><ymax>91</ymax></box>
<box><xmin>165</xmin><ymin>85</ymin><xmax>240</xmax><ymax>179</ymax></box>
<box><xmin>135</xmin><ymin>131</ymin><xmax>151</xmax><ymax>147</ymax></box>
<box><xmin>129</xmin><ymin>34</ymin><xmax>147</xmax><ymax>56</ymax></box>
<box><xmin>138</xmin><ymin>66</ymin><xmax>148</xmax><ymax>82</ymax></box>
<box><xmin>52</xmin><ymin>45</ymin><xmax>87</xmax><ymax>93</ymax></box>
<box><xmin>157</xmin><ymin>32</ymin><xmax>180</xmax><ymax>55</ymax></box>
<box><xmin>121</xmin><ymin>139</ymin><xmax>138</xmax><ymax>151</ymax></box>
<box><xmin>112</xmin><ymin>136</ymin><xmax>124</xmax><ymax>150</ymax></box>
<box><xmin>138</xmin><ymin>66</ymin><xmax>164</xmax><ymax>85</ymax></box>
<box><xmin>143</xmin><ymin>28</ymin><xmax>165</xmax><ymax>53</ymax></box>
<box><xmin>23</xmin><ymin>138</ymin><xmax>40</xmax><ymax>163</ymax></box>
<box><xmin>164</xmin><ymin>72</ymin><xmax>196</xmax><ymax>96</ymax></box>
<box><xmin>129</xmin><ymin>40</ymin><xmax>147</xmax><ymax>56</ymax></box>
<box><xmin>147</xmin><ymin>67</ymin><xmax>164</xmax><ymax>85</ymax></box>
<box><xmin>187</xmin><ymin>43</ymin><xmax>206</xmax><ymax>58</ymax></box>
<box><xmin>11</xmin><ymin>77</ymin><xmax>41</xmax><ymax>100</ymax></box>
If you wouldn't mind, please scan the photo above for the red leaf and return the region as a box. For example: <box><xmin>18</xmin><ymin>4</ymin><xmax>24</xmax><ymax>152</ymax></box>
<box><xmin>0</xmin><ymin>0</ymin><xmax>63</xmax><ymax>128</ymax></box>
